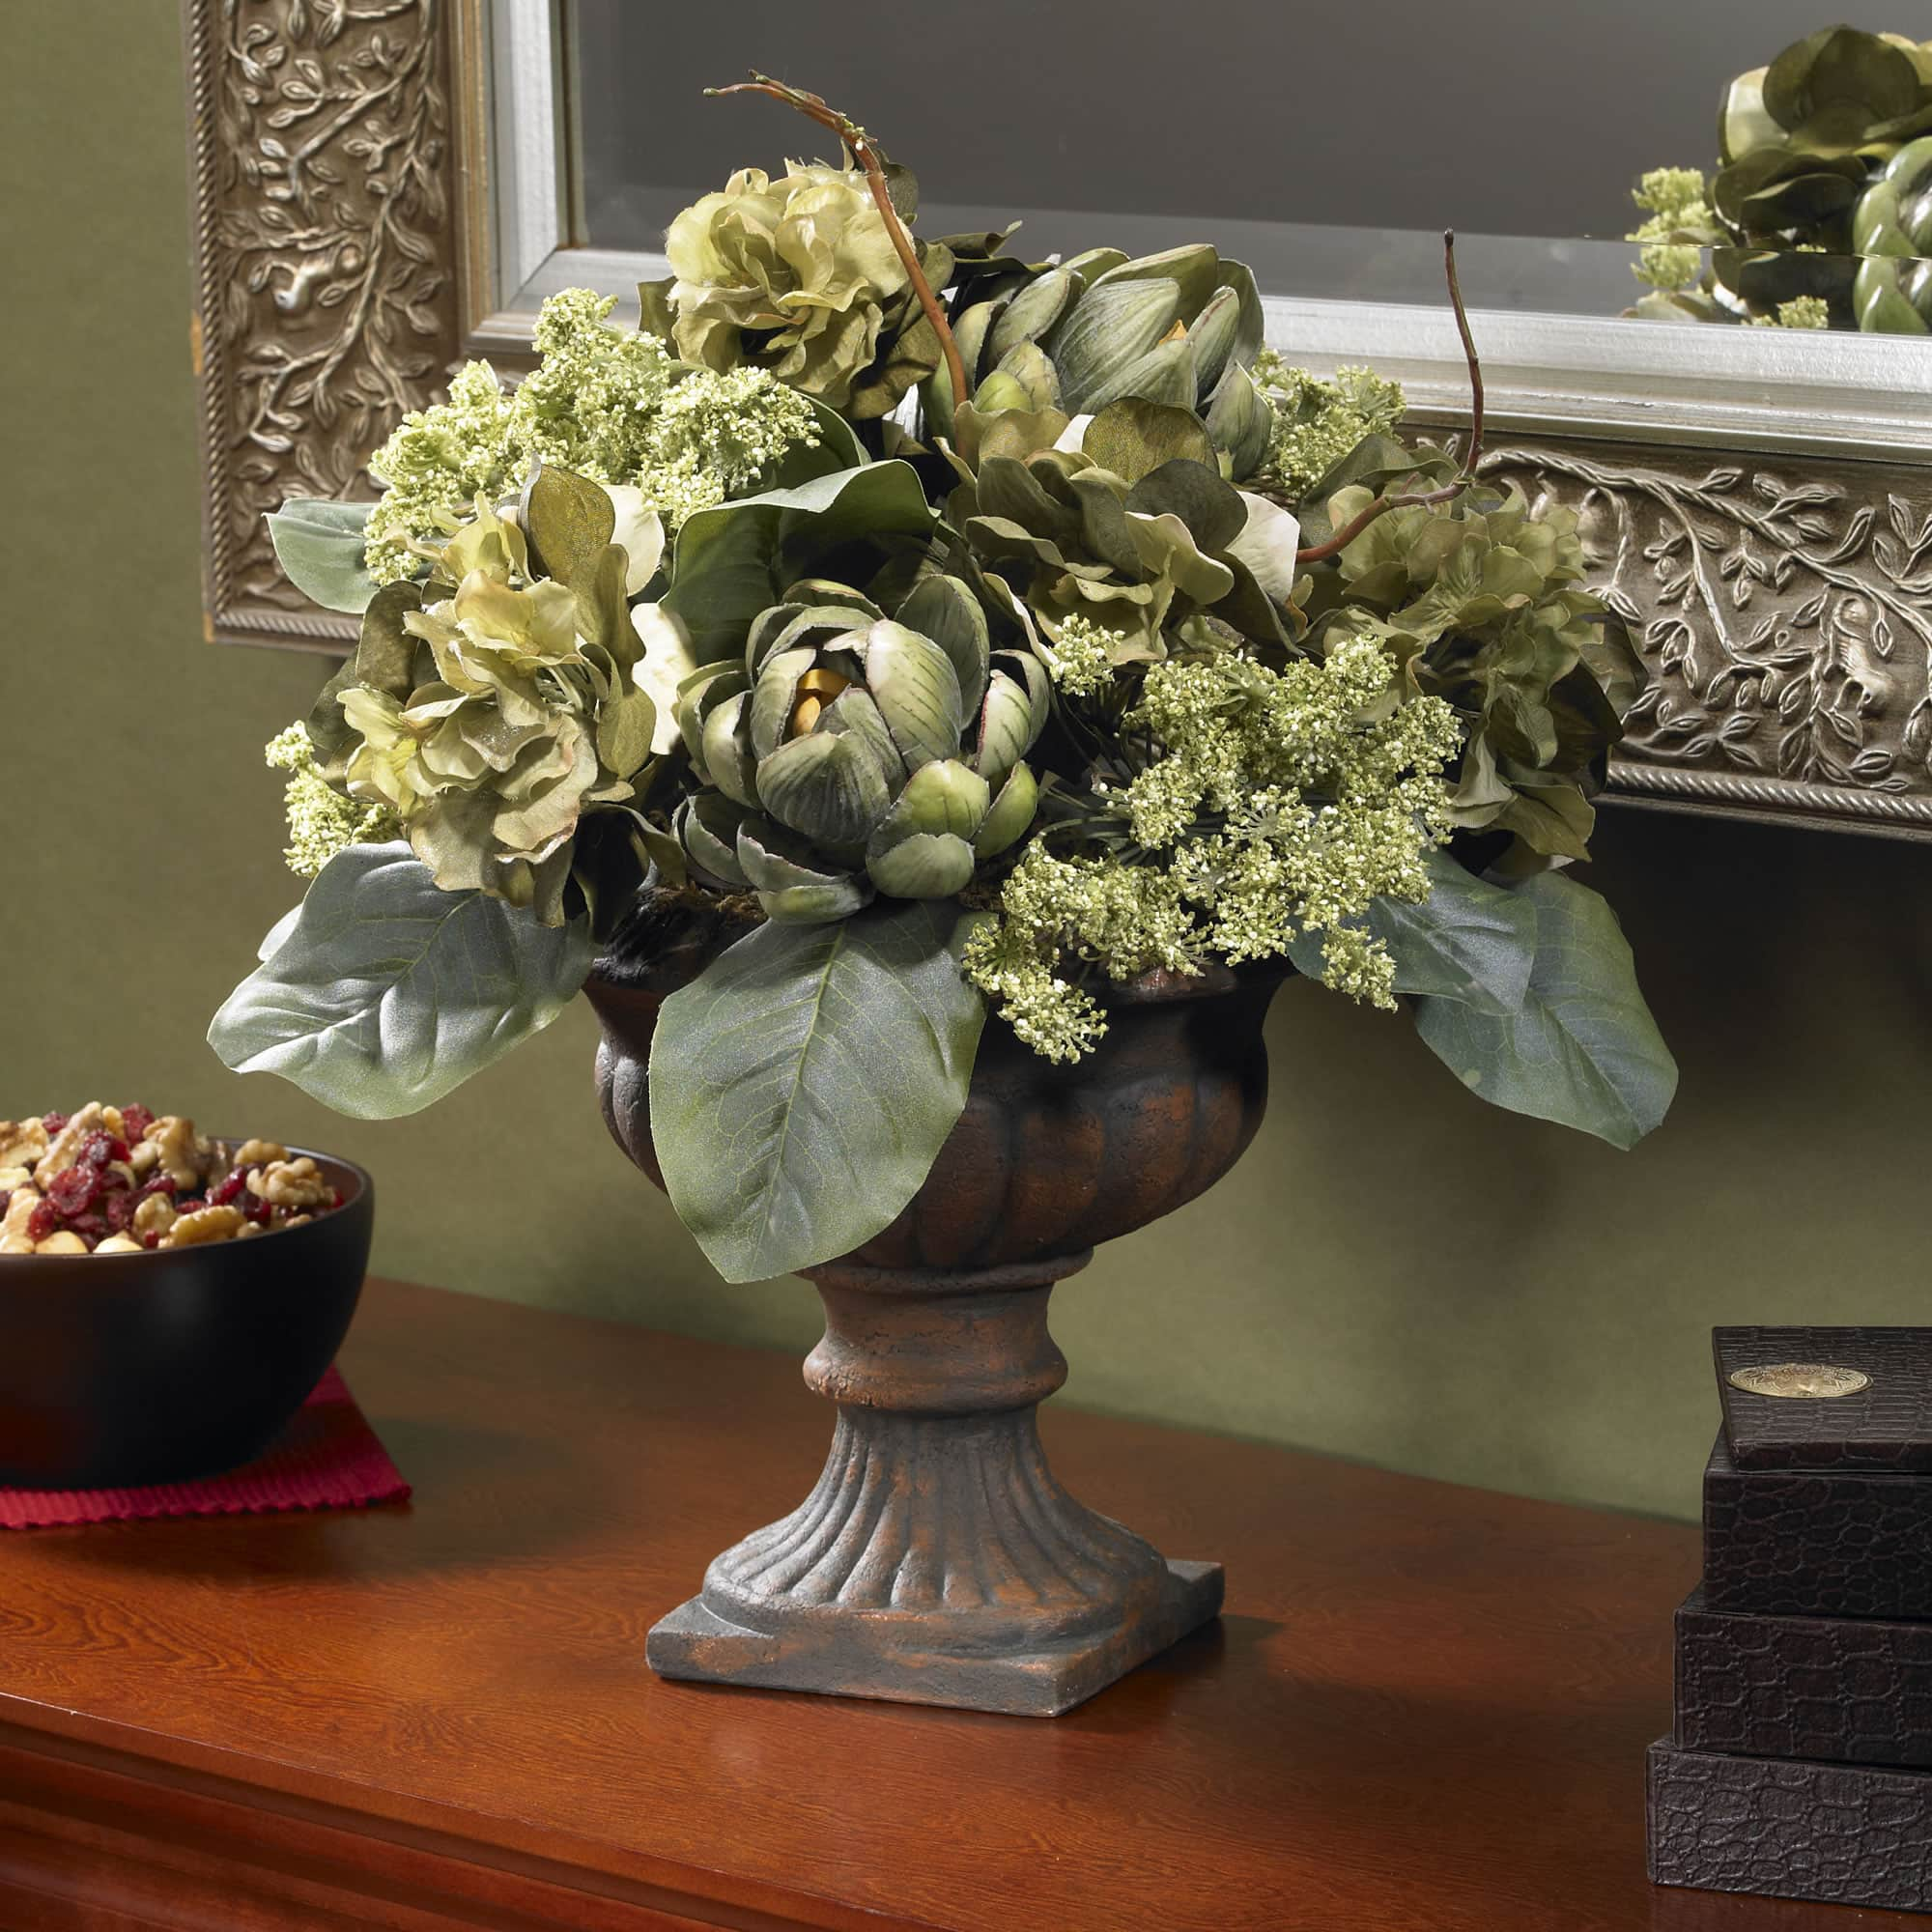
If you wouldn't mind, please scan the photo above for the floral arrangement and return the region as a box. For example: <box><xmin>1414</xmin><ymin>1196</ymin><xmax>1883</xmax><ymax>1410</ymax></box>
<box><xmin>1627</xmin><ymin>25</ymin><xmax>1932</xmax><ymax>331</ymax></box>
<box><xmin>213</xmin><ymin>75</ymin><xmax>1675</xmax><ymax>1283</ymax></box>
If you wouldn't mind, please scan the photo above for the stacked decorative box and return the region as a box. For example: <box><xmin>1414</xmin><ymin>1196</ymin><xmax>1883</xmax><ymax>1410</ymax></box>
<box><xmin>1649</xmin><ymin>1326</ymin><xmax>1932</xmax><ymax>1914</ymax></box>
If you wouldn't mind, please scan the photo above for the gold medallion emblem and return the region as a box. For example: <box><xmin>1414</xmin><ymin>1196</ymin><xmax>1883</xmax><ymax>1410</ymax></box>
<box><xmin>1727</xmin><ymin>1363</ymin><xmax>1871</xmax><ymax>1400</ymax></box>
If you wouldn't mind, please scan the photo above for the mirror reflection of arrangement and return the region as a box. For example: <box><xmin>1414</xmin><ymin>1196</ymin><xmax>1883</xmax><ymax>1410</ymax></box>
<box><xmin>568</xmin><ymin>3</ymin><xmax>1930</xmax><ymax>335</ymax></box>
<box><xmin>1626</xmin><ymin>25</ymin><xmax>1932</xmax><ymax>335</ymax></box>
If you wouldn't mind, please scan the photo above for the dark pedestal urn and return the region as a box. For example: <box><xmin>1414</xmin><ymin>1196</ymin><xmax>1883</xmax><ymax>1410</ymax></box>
<box><xmin>585</xmin><ymin>952</ymin><xmax>1282</xmax><ymax>1716</ymax></box>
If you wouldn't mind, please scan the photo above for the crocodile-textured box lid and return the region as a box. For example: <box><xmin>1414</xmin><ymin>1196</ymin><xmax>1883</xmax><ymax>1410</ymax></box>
<box><xmin>1715</xmin><ymin>1325</ymin><xmax>1932</xmax><ymax>1472</ymax></box>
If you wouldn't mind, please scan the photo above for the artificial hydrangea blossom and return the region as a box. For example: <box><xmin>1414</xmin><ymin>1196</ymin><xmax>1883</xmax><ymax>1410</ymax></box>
<box><xmin>663</xmin><ymin>161</ymin><xmax>912</xmax><ymax>410</ymax></box>
<box><xmin>361</xmin><ymin>290</ymin><xmax>819</xmax><ymax>582</ymax></box>
<box><xmin>264</xmin><ymin>724</ymin><xmax>400</xmax><ymax>877</ymax></box>
<box><xmin>1251</xmin><ymin>355</ymin><xmax>1406</xmax><ymax>499</ymax></box>
<box><xmin>964</xmin><ymin>637</ymin><xmax>1463</xmax><ymax>1060</ymax></box>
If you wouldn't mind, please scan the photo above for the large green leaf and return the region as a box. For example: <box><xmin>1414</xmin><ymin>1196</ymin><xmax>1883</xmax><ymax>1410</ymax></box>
<box><xmin>208</xmin><ymin>842</ymin><xmax>594</xmax><ymax>1119</ymax></box>
<box><xmin>265</xmin><ymin>498</ymin><xmax>380</xmax><ymax>613</ymax></box>
<box><xmin>1409</xmin><ymin>872</ymin><xmax>1676</xmax><ymax>1149</ymax></box>
<box><xmin>649</xmin><ymin>900</ymin><xmax>986</xmax><ymax>1282</ymax></box>
<box><xmin>1289</xmin><ymin>849</ymin><xmax>1538</xmax><ymax>1014</ymax></box>
<box><xmin>662</xmin><ymin>462</ymin><xmax>936</xmax><ymax>665</ymax></box>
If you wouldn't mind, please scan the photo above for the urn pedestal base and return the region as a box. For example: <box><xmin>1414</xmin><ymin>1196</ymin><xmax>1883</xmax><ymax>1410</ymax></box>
<box><xmin>645</xmin><ymin>1254</ymin><xmax>1224</xmax><ymax>1717</ymax></box>
<box><xmin>648</xmin><ymin>1558</ymin><xmax>1223</xmax><ymax>1718</ymax></box>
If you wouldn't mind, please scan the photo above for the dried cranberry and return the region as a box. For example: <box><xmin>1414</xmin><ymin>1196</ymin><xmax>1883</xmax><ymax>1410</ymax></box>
<box><xmin>243</xmin><ymin>1193</ymin><xmax>275</xmax><ymax>1226</ymax></box>
<box><xmin>329</xmin><ymin>1189</ymin><xmax>344</xmax><ymax>1209</ymax></box>
<box><xmin>119</xmin><ymin>1104</ymin><xmax>154</xmax><ymax>1143</ymax></box>
<box><xmin>68</xmin><ymin>1211</ymin><xmax>108</xmax><ymax>1246</ymax></box>
<box><xmin>39</xmin><ymin>1112</ymin><xmax>67</xmax><ymax>1138</ymax></box>
<box><xmin>46</xmin><ymin>1165</ymin><xmax>99</xmax><ymax>1216</ymax></box>
<box><xmin>209</xmin><ymin>1168</ymin><xmax>251</xmax><ymax>1208</ymax></box>
<box><xmin>26</xmin><ymin>1201</ymin><xmax>59</xmax><ymax>1243</ymax></box>
<box><xmin>104</xmin><ymin>1190</ymin><xmax>138</xmax><ymax>1233</ymax></box>
<box><xmin>138</xmin><ymin>1173</ymin><xmax>177</xmax><ymax>1199</ymax></box>
<box><xmin>174</xmin><ymin>1198</ymin><xmax>206</xmax><ymax>1215</ymax></box>
<box><xmin>78</xmin><ymin>1132</ymin><xmax>128</xmax><ymax>1169</ymax></box>
<box><xmin>141</xmin><ymin>1231</ymin><xmax>161</xmax><ymax>1250</ymax></box>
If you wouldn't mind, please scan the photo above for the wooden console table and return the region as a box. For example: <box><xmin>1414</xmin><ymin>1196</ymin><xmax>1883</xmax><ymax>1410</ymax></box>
<box><xmin>0</xmin><ymin>1278</ymin><xmax>1910</xmax><ymax>1930</ymax></box>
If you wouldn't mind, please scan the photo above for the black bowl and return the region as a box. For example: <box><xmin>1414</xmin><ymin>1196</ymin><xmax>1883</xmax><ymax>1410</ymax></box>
<box><xmin>0</xmin><ymin>1148</ymin><xmax>374</xmax><ymax>1489</ymax></box>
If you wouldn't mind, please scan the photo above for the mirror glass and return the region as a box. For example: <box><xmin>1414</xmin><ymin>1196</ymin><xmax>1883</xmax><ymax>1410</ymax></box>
<box><xmin>568</xmin><ymin>1</ymin><xmax>1932</xmax><ymax>337</ymax></box>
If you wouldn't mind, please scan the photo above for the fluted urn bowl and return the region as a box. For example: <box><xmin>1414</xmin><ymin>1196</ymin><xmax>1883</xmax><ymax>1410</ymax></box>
<box><xmin>586</xmin><ymin>937</ymin><xmax>1282</xmax><ymax>1717</ymax></box>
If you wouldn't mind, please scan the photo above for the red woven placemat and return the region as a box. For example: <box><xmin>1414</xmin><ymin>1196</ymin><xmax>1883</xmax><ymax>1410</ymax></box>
<box><xmin>0</xmin><ymin>1367</ymin><xmax>410</xmax><ymax>1529</ymax></box>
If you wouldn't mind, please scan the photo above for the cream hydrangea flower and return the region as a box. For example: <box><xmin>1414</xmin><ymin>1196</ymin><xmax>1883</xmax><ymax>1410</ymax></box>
<box><xmin>664</xmin><ymin>162</ymin><xmax>911</xmax><ymax>411</ymax></box>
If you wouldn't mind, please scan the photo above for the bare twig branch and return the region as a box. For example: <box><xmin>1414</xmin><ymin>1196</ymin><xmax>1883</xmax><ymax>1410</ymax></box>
<box><xmin>705</xmin><ymin>72</ymin><xmax>970</xmax><ymax>418</ymax></box>
<box><xmin>1294</xmin><ymin>232</ymin><xmax>1487</xmax><ymax>562</ymax></box>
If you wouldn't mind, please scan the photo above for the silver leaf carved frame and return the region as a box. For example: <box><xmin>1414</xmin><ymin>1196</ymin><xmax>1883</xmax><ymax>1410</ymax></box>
<box><xmin>183</xmin><ymin>0</ymin><xmax>1932</xmax><ymax>841</ymax></box>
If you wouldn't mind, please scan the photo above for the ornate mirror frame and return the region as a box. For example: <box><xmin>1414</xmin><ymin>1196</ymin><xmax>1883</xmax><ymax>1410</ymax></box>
<box><xmin>185</xmin><ymin>0</ymin><xmax>1932</xmax><ymax>841</ymax></box>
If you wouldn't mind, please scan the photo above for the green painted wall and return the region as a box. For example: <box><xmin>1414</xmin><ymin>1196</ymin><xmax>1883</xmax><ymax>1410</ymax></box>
<box><xmin>6</xmin><ymin>3</ymin><xmax>1928</xmax><ymax>1525</ymax></box>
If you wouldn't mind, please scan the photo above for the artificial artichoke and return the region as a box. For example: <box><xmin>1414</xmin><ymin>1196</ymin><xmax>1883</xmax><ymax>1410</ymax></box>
<box><xmin>935</xmin><ymin>245</ymin><xmax>1272</xmax><ymax>479</ymax></box>
<box><xmin>1853</xmin><ymin>134</ymin><xmax>1932</xmax><ymax>331</ymax></box>
<box><xmin>1628</xmin><ymin>28</ymin><xmax>1932</xmax><ymax>330</ymax></box>
<box><xmin>673</xmin><ymin>575</ymin><xmax>1047</xmax><ymax>921</ymax></box>
<box><xmin>948</xmin><ymin>397</ymin><xmax>1304</xmax><ymax>664</ymax></box>
<box><xmin>647</xmin><ymin>162</ymin><xmax>946</xmax><ymax>418</ymax></box>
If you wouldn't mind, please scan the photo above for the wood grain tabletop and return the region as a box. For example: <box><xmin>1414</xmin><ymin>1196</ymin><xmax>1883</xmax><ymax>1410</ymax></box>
<box><xmin>0</xmin><ymin>1277</ymin><xmax>1909</xmax><ymax>1931</ymax></box>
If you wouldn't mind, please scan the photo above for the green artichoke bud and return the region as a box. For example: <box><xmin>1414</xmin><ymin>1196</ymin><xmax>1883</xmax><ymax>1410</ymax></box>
<box><xmin>940</xmin><ymin>246</ymin><xmax>1268</xmax><ymax>477</ymax></box>
<box><xmin>952</xmin><ymin>427</ymin><xmax>1305</xmax><ymax>661</ymax></box>
<box><xmin>674</xmin><ymin>791</ymin><xmax>751</xmax><ymax>888</ymax></box>
<box><xmin>736</xmin><ymin>821</ymin><xmax>874</xmax><ymax>923</ymax></box>
<box><xmin>865</xmin><ymin>758</ymin><xmax>989</xmax><ymax>898</ymax></box>
<box><xmin>681</xmin><ymin>587</ymin><xmax>1049</xmax><ymax>923</ymax></box>
<box><xmin>653</xmin><ymin>162</ymin><xmax>946</xmax><ymax>417</ymax></box>
<box><xmin>1853</xmin><ymin>135</ymin><xmax>1932</xmax><ymax>332</ymax></box>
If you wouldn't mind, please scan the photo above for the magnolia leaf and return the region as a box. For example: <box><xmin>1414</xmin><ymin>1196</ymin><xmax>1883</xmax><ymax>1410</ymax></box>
<box><xmin>1289</xmin><ymin>850</ymin><xmax>1539</xmax><ymax>1014</ymax></box>
<box><xmin>523</xmin><ymin>463</ymin><xmax>615</xmax><ymax>588</ymax></box>
<box><xmin>266</xmin><ymin>498</ymin><xmax>379</xmax><ymax>613</ymax></box>
<box><xmin>1409</xmin><ymin>872</ymin><xmax>1676</xmax><ymax>1150</ymax></box>
<box><xmin>596</xmin><ymin>687</ymin><xmax>657</xmax><ymax>780</ymax></box>
<box><xmin>649</xmin><ymin>899</ymin><xmax>986</xmax><ymax>1282</ymax></box>
<box><xmin>1084</xmin><ymin>396</ymin><xmax>1220</xmax><ymax>487</ymax></box>
<box><xmin>663</xmin><ymin>461</ymin><xmax>935</xmax><ymax>663</ymax></box>
<box><xmin>209</xmin><ymin>842</ymin><xmax>594</xmax><ymax>1119</ymax></box>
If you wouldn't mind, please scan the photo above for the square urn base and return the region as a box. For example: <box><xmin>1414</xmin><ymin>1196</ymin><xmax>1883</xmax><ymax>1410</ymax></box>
<box><xmin>647</xmin><ymin>1557</ymin><xmax>1224</xmax><ymax>1718</ymax></box>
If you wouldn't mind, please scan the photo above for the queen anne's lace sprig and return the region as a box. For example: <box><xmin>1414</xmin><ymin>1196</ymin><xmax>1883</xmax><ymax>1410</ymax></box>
<box><xmin>964</xmin><ymin>638</ymin><xmax>1463</xmax><ymax>1061</ymax></box>
<box><xmin>361</xmin><ymin>291</ymin><xmax>819</xmax><ymax>582</ymax></box>
<box><xmin>265</xmin><ymin>724</ymin><xmax>401</xmax><ymax>877</ymax></box>
<box><xmin>1251</xmin><ymin>356</ymin><xmax>1406</xmax><ymax>501</ymax></box>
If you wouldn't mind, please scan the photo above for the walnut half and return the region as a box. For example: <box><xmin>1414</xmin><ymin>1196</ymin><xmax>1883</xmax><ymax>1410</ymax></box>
<box><xmin>249</xmin><ymin>1157</ymin><xmax>330</xmax><ymax>1211</ymax></box>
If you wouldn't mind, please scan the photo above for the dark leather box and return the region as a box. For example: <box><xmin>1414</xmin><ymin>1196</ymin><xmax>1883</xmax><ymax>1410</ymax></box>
<box><xmin>1703</xmin><ymin>1325</ymin><xmax>1932</xmax><ymax>1619</ymax></box>
<box><xmin>1676</xmin><ymin>1585</ymin><xmax>1932</xmax><ymax>1768</ymax></box>
<box><xmin>1717</xmin><ymin>1326</ymin><xmax>1932</xmax><ymax>1473</ymax></box>
<box><xmin>1648</xmin><ymin>1735</ymin><xmax>1932</xmax><ymax>1912</ymax></box>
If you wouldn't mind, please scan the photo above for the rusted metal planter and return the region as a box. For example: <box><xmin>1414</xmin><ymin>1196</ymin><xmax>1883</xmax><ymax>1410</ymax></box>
<box><xmin>585</xmin><ymin>942</ymin><xmax>1282</xmax><ymax>1717</ymax></box>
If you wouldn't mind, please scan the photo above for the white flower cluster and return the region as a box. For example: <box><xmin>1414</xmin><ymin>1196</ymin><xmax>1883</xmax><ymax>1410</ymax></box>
<box><xmin>361</xmin><ymin>290</ymin><xmax>818</xmax><ymax>582</ymax></box>
<box><xmin>964</xmin><ymin>637</ymin><xmax>1464</xmax><ymax>1057</ymax></box>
